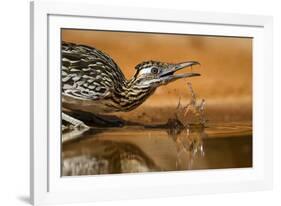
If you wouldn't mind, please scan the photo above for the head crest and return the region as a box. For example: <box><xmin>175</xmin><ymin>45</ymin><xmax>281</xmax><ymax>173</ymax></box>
<box><xmin>135</xmin><ymin>61</ymin><xmax>168</xmax><ymax>70</ymax></box>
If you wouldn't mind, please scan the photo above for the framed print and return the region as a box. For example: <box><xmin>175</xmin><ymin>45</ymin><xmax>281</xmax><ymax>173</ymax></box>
<box><xmin>30</xmin><ymin>0</ymin><xmax>273</xmax><ymax>205</ymax></box>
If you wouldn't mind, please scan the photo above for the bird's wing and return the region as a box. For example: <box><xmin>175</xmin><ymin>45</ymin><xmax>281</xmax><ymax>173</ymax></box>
<box><xmin>61</xmin><ymin>42</ymin><xmax>126</xmax><ymax>100</ymax></box>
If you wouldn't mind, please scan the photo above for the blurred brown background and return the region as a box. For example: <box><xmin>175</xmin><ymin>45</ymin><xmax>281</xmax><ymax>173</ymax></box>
<box><xmin>62</xmin><ymin>29</ymin><xmax>252</xmax><ymax>123</ymax></box>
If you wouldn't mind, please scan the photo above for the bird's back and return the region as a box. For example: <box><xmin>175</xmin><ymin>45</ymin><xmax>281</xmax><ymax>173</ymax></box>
<box><xmin>61</xmin><ymin>42</ymin><xmax>127</xmax><ymax>113</ymax></box>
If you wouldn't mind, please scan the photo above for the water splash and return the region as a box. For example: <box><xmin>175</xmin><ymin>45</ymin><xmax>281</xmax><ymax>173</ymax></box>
<box><xmin>175</xmin><ymin>82</ymin><xmax>207</xmax><ymax>127</ymax></box>
<box><xmin>168</xmin><ymin>82</ymin><xmax>207</xmax><ymax>170</ymax></box>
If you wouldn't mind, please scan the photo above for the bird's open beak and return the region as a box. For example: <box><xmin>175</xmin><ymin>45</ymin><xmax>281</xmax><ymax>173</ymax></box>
<box><xmin>159</xmin><ymin>61</ymin><xmax>200</xmax><ymax>84</ymax></box>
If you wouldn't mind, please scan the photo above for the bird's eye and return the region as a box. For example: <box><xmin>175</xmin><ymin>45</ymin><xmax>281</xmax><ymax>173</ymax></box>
<box><xmin>151</xmin><ymin>67</ymin><xmax>159</xmax><ymax>74</ymax></box>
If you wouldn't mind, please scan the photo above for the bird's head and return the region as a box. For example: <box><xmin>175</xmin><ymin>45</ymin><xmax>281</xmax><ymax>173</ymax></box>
<box><xmin>132</xmin><ymin>60</ymin><xmax>200</xmax><ymax>88</ymax></box>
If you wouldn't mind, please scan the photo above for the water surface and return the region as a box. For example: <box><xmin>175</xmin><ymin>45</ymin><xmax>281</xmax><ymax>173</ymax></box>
<box><xmin>62</xmin><ymin>121</ymin><xmax>252</xmax><ymax>176</ymax></box>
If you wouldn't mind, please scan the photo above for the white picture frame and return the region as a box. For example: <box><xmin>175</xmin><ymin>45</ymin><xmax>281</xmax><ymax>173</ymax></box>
<box><xmin>30</xmin><ymin>0</ymin><xmax>273</xmax><ymax>205</ymax></box>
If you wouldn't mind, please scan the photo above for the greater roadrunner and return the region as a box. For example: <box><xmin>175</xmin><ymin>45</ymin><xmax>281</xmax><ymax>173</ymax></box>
<box><xmin>62</xmin><ymin>42</ymin><xmax>200</xmax><ymax>128</ymax></box>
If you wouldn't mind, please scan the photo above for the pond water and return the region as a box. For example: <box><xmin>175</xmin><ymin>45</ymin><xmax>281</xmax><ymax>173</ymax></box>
<box><xmin>62</xmin><ymin>121</ymin><xmax>252</xmax><ymax>176</ymax></box>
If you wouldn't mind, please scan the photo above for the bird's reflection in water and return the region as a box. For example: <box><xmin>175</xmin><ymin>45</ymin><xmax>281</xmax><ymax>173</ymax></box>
<box><xmin>63</xmin><ymin>139</ymin><xmax>159</xmax><ymax>176</ymax></box>
<box><xmin>62</xmin><ymin>124</ymin><xmax>208</xmax><ymax>176</ymax></box>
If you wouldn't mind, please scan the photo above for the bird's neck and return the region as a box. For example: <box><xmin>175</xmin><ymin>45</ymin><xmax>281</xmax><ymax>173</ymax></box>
<box><xmin>110</xmin><ymin>77</ymin><xmax>156</xmax><ymax>112</ymax></box>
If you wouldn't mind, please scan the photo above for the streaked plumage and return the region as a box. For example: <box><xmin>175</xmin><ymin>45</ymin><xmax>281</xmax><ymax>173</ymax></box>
<box><xmin>61</xmin><ymin>41</ymin><xmax>200</xmax><ymax>127</ymax></box>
